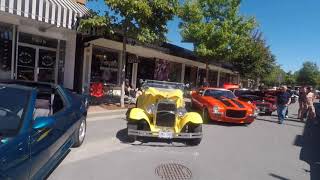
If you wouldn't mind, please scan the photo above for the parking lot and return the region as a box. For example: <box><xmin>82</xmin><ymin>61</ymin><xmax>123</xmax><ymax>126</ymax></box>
<box><xmin>49</xmin><ymin>103</ymin><xmax>318</xmax><ymax>180</ymax></box>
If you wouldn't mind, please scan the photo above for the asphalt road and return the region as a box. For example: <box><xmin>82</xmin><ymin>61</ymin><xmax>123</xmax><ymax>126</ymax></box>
<box><xmin>49</xmin><ymin>103</ymin><xmax>318</xmax><ymax>180</ymax></box>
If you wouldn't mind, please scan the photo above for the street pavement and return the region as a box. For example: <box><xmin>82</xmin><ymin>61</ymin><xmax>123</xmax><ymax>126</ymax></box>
<box><xmin>48</xmin><ymin>103</ymin><xmax>318</xmax><ymax>180</ymax></box>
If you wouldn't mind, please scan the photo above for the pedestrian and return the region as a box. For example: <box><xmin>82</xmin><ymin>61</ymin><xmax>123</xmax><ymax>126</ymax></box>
<box><xmin>276</xmin><ymin>86</ymin><xmax>291</xmax><ymax>124</ymax></box>
<box><xmin>298</xmin><ymin>86</ymin><xmax>308</xmax><ymax>121</ymax></box>
<box><xmin>306</xmin><ymin>86</ymin><xmax>317</xmax><ymax>124</ymax></box>
<box><xmin>285</xmin><ymin>87</ymin><xmax>293</xmax><ymax>118</ymax></box>
<box><xmin>202</xmin><ymin>78</ymin><xmax>210</xmax><ymax>87</ymax></box>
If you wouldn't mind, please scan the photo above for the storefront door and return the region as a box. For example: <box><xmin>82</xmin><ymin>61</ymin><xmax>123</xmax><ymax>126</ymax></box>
<box><xmin>16</xmin><ymin>44</ymin><xmax>57</xmax><ymax>83</ymax></box>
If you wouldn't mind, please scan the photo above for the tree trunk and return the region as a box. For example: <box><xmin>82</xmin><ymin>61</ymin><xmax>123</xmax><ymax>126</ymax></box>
<box><xmin>120</xmin><ymin>24</ymin><xmax>127</xmax><ymax>108</ymax></box>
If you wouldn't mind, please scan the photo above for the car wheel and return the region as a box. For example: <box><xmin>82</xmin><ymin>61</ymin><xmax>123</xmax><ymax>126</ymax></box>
<box><xmin>202</xmin><ymin>108</ymin><xmax>210</xmax><ymax>123</ymax></box>
<box><xmin>73</xmin><ymin>116</ymin><xmax>87</xmax><ymax>148</ymax></box>
<box><xmin>185</xmin><ymin>124</ymin><xmax>202</xmax><ymax>146</ymax></box>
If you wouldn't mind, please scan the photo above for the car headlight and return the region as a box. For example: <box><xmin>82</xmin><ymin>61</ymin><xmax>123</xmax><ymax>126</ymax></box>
<box><xmin>213</xmin><ymin>106</ymin><xmax>220</xmax><ymax>114</ymax></box>
<box><xmin>146</xmin><ymin>104</ymin><xmax>156</xmax><ymax>115</ymax></box>
<box><xmin>176</xmin><ymin>107</ymin><xmax>187</xmax><ymax>117</ymax></box>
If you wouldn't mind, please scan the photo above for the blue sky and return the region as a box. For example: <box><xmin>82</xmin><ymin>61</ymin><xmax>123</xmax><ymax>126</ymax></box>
<box><xmin>86</xmin><ymin>0</ymin><xmax>320</xmax><ymax>72</ymax></box>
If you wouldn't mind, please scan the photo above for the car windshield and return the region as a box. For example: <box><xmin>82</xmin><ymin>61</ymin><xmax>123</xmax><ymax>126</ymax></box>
<box><xmin>142</xmin><ymin>80</ymin><xmax>184</xmax><ymax>91</ymax></box>
<box><xmin>0</xmin><ymin>85</ymin><xmax>30</xmax><ymax>136</ymax></box>
<box><xmin>241</xmin><ymin>95</ymin><xmax>263</xmax><ymax>101</ymax></box>
<box><xmin>204</xmin><ymin>89</ymin><xmax>236</xmax><ymax>99</ymax></box>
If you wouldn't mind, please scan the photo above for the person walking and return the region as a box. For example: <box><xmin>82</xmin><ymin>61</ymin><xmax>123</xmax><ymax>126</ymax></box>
<box><xmin>298</xmin><ymin>86</ymin><xmax>308</xmax><ymax>121</ymax></box>
<box><xmin>306</xmin><ymin>87</ymin><xmax>317</xmax><ymax>124</ymax></box>
<box><xmin>276</xmin><ymin>86</ymin><xmax>291</xmax><ymax>124</ymax></box>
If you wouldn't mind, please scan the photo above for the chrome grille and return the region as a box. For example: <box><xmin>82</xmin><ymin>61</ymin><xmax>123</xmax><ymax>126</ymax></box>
<box><xmin>225</xmin><ymin>110</ymin><xmax>247</xmax><ymax>118</ymax></box>
<box><xmin>155</xmin><ymin>100</ymin><xmax>176</xmax><ymax>127</ymax></box>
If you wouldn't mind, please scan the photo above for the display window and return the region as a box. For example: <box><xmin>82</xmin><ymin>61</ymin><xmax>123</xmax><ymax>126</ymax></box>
<box><xmin>0</xmin><ymin>23</ymin><xmax>13</xmax><ymax>80</ymax></box>
<box><xmin>184</xmin><ymin>65</ymin><xmax>198</xmax><ymax>88</ymax></box>
<box><xmin>137</xmin><ymin>57</ymin><xmax>155</xmax><ymax>87</ymax></box>
<box><xmin>91</xmin><ymin>47</ymin><xmax>119</xmax><ymax>85</ymax></box>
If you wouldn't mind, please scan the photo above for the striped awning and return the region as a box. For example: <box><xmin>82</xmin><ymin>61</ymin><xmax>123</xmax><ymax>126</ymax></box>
<box><xmin>0</xmin><ymin>0</ymin><xmax>89</xmax><ymax>29</ymax></box>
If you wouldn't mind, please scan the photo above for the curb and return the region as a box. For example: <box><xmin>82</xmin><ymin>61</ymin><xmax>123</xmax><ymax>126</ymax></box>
<box><xmin>88</xmin><ymin>108</ymin><xmax>128</xmax><ymax>118</ymax></box>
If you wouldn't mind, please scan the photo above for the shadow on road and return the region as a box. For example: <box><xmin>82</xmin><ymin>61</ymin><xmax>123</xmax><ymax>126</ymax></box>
<box><xmin>256</xmin><ymin>118</ymin><xmax>304</xmax><ymax>128</ymax></box>
<box><xmin>269</xmin><ymin>173</ymin><xmax>290</xmax><ymax>180</ymax></box>
<box><xmin>294</xmin><ymin>118</ymin><xmax>320</xmax><ymax>180</ymax></box>
<box><xmin>116</xmin><ymin>128</ymin><xmax>135</xmax><ymax>144</ymax></box>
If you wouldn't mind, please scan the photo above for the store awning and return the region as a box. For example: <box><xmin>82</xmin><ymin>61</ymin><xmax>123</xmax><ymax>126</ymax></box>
<box><xmin>0</xmin><ymin>0</ymin><xmax>89</xmax><ymax>29</ymax></box>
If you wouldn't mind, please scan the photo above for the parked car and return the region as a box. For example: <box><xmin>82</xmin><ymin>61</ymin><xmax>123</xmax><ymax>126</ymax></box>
<box><xmin>127</xmin><ymin>80</ymin><xmax>203</xmax><ymax>146</ymax></box>
<box><xmin>191</xmin><ymin>88</ymin><xmax>257</xmax><ymax>124</ymax></box>
<box><xmin>0</xmin><ymin>80</ymin><xmax>88</xmax><ymax>180</ymax></box>
<box><xmin>238</xmin><ymin>95</ymin><xmax>276</xmax><ymax>115</ymax></box>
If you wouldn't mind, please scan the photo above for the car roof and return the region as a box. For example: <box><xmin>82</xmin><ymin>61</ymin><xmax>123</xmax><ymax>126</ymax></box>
<box><xmin>0</xmin><ymin>80</ymin><xmax>57</xmax><ymax>93</ymax></box>
<box><xmin>0</xmin><ymin>83</ymin><xmax>35</xmax><ymax>91</ymax></box>
<box><xmin>0</xmin><ymin>80</ymin><xmax>57</xmax><ymax>88</ymax></box>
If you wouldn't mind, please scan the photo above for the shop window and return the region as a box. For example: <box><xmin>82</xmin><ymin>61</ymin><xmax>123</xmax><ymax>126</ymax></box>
<box><xmin>208</xmin><ymin>70</ymin><xmax>218</xmax><ymax>87</ymax></box>
<box><xmin>168</xmin><ymin>62</ymin><xmax>182</xmax><ymax>82</ymax></box>
<box><xmin>154</xmin><ymin>59</ymin><xmax>182</xmax><ymax>82</ymax></box>
<box><xmin>58</xmin><ymin>41</ymin><xmax>66</xmax><ymax>85</ymax></box>
<box><xmin>19</xmin><ymin>33</ymin><xmax>58</xmax><ymax>48</ymax></box>
<box><xmin>137</xmin><ymin>57</ymin><xmax>155</xmax><ymax>88</ymax></box>
<box><xmin>184</xmin><ymin>66</ymin><xmax>197</xmax><ymax>88</ymax></box>
<box><xmin>91</xmin><ymin>47</ymin><xmax>119</xmax><ymax>85</ymax></box>
<box><xmin>0</xmin><ymin>23</ymin><xmax>13</xmax><ymax>80</ymax></box>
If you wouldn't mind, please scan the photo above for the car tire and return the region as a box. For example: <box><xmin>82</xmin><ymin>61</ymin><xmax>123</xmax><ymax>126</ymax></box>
<box><xmin>202</xmin><ymin>108</ymin><xmax>210</xmax><ymax>123</ymax></box>
<box><xmin>73</xmin><ymin>116</ymin><xmax>87</xmax><ymax>148</ymax></box>
<box><xmin>185</xmin><ymin>124</ymin><xmax>202</xmax><ymax>146</ymax></box>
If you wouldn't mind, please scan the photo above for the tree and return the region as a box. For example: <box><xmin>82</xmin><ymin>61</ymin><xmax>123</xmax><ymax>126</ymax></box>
<box><xmin>81</xmin><ymin>0</ymin><xmax>178</xmax><ymax>107</ymax></box>
<box><xmin>261</xmin><ymin>65</ymin><xmax>286</xmax><ymax>87</ymax></box>
<box><xmin>178</xmin><ymin>0</ymin><xmax>256</xmax><ymax>61</ymax></box>
<box><xmin>232</xmin><ymin>31</ymin><xmax>276</xmax><ymax>80</ymax></box>
<box><xmin>284</xmin><ymin>71</ymin><xmax>296</xmax><ymax>87</ymax></box>
<box><xmin>296</xmin><ymin>61</ymin><xmax>320</xmax><ymax>87</ymax></box>
<box><xmin>178</xmin><ymin>0</ymin><xmax>276</xmax><ymax>82</ymax></box>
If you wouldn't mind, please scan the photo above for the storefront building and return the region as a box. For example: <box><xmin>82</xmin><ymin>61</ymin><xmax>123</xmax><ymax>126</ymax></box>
<box><xmin>80</xmin><ymin>37</ymin><xmax>238</xmax><ymax>94</ymax></box>
<box><xmin>0</xmin><ymin>0</ymin><xmax>88</xmax><ymax>89</ymax></box>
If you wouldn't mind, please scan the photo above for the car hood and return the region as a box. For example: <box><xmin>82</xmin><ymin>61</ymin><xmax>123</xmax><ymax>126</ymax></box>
<box><xmin>145</xmin><ymin>87</ymin><xmax>183</xmax><ymax>99</ymax></box>
<box><xmin>205</xmin><ymin>96</ymin><xmax>253</xmax><ymax>110</ymax></box>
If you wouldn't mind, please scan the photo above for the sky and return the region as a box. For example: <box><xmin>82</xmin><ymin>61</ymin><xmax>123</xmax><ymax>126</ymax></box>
<box><xmin>86</xmin><ymin>0</ymin><xmax>320</xmax><ymax>72</ymax></box>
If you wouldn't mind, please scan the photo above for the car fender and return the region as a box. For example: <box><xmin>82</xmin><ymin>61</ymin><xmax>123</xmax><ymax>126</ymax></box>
<box><xmin>128</xmin><ymin>108</ymin><xmax>151</xmax><ymax>123</ymax></box>
<box><xmin>179</xmin><ymin>112</ymin><xmax>203</xmax><ymax>130</ymax></box>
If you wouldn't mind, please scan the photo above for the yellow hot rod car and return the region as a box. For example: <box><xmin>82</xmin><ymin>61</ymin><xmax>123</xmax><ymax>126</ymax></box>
<box><xmin>127</xmin><ymin>80</ymin><xmax>203</xmax><ymax>146</ymax></box>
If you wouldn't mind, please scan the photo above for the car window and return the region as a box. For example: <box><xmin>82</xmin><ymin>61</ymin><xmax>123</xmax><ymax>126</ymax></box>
<box><xmin>52</xmin><ymin>89</ymin><xmax>66</xmax><ymax>114</ymax></box>
<box><xmin>204</xmin><ymin>89</ymin><xmax>236</xmax><ymax>99</ymax></box>
<box><xmin>0</xmin><ymin>86</ymin><xmax>30</xmax><ymax>135</ymax></box>
<box><xmin>198</xmin><ymin>89</ymin><xmax>204</xmax><ymax>95</ymax></box>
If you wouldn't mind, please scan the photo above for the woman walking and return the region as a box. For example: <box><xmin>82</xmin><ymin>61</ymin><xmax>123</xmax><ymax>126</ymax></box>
<box><xmin>298</xmin><ymin>87</ymin><xmax>307</xmax><ymax>121</ymax></box>
<box><xmin>306</xmin><ymin>87</ymin><xmax>316</xmax><ymax>124</ymax></box>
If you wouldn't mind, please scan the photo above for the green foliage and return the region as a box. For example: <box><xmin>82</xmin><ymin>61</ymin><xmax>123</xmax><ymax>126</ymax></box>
<box><xmin>179</xmin><ymin>0</ymin><xmax>256</xmax><ymax>60</ymax></box>
<box><xmin>261</xmin><ymin>65</ymin><xmax>286</xmax><ymax>87</ymax></box>
<box><xmin>296</xmin><ymin>61</ymin><xmax>320</xmax><ymax>87</ymax></box>
<box><xmin>232</xmin><ymin>32</ymin><xmax>276</xmax><ymax>79</ymax></box>
<box><xmin>284</xmin><ymin>71</ymin><xmax>296</xmax><ymax>86</ymax></box>
<box><xmin>81</xmin><ymin>0</ymin><xmax>178</xmax><ymax>43</ymax></box>
<box><xmin>178</xmin><ymin>0</ymin><xmax>275</xmax><ymax>79</ymax></box>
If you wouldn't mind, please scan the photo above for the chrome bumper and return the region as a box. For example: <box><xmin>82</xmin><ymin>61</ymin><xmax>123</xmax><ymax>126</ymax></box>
<box><xmin>127</xmin><ymin>129</ymin><xmax>202</xmax><ymax>139</ymax></box>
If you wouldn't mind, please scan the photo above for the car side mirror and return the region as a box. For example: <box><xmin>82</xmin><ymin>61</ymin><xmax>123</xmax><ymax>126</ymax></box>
<box><xmin>32</xmin><ymin>117</ymin><xmax>55</xmax><ymax>130</ymax></box>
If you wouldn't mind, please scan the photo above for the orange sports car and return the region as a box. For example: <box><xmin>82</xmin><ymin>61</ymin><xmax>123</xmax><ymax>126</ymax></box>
<box><xmin>191</xmin><ymin>88</ymin><xmax>258</xmax><ymax>124</ymax></box>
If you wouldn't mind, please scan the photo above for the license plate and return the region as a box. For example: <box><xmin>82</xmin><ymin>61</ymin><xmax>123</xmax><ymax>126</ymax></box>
<box><xmin>159</xmin><ymin>131</ymin><xmax>173</xmax><ymax>139</ymax></box>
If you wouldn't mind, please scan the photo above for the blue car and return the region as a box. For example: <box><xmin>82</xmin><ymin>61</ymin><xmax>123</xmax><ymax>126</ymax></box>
<box><xmin>0</xmin><ymin>81</ymin><xmax>88</xmax><ymax>179</ymax></box>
